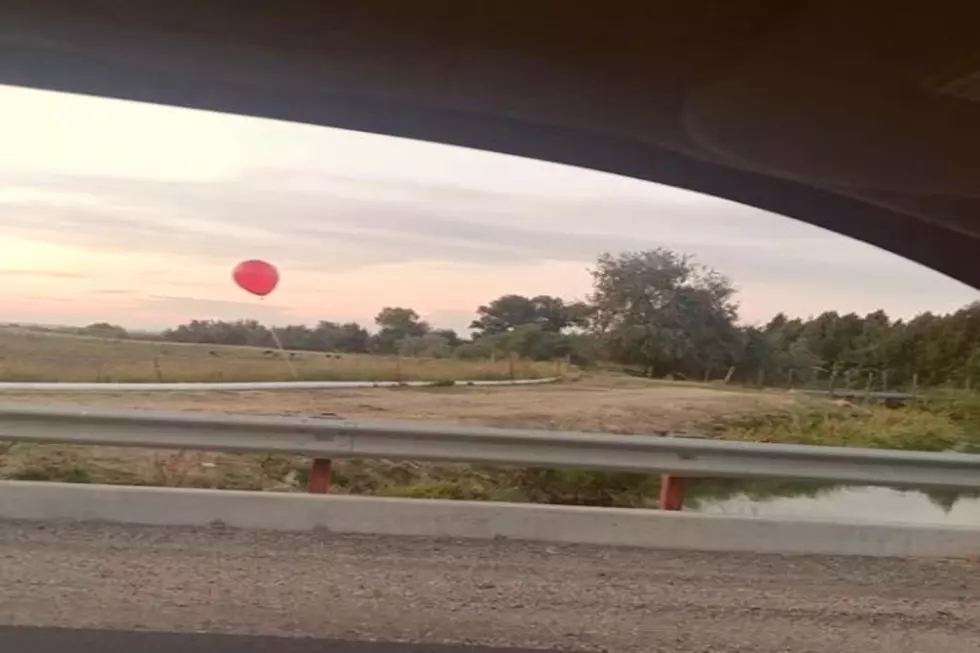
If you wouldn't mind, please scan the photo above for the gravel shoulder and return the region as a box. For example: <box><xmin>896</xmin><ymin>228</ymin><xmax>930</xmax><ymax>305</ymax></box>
<box><xmin>1</xmin><ymin>520</ymin><xmax>978</xmax><ymax>652</ymax></box>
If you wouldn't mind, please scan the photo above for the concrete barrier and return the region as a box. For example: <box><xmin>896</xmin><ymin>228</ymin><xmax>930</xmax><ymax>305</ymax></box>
<box><xmin>0</xmin><ymin>377</ymin><xmax>558</xmax><ymax>392</ymax></box>
<box><xmin>2</xmin><ymin>481</ymin><xmax>979</xmax><ymax>558</ymax></box>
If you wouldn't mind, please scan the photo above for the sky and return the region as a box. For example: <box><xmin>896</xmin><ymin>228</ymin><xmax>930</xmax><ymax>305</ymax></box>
<box><xmin>1</xmin><ymin>84</ymin><xmax>976</xmax><ymax>334</ymax></box>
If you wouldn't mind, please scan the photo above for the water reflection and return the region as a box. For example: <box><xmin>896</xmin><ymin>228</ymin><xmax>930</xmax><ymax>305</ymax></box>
<box><xmin>689</xmin><ymin>480</ymin><xmax>980</xmax><ymax>526</ymax></box>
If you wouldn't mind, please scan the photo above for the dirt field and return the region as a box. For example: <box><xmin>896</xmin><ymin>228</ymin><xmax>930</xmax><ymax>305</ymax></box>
<box><xmin>0</xmin><ymin>327</ymin><xmax>554</xmax><ymax>382</ymax></box>
<box><xmin>0</xmin><ymin>324</ymin><xmax>813</xmax><ymax>499</ymax></box>
<box><xmin>0</xmin><ymin>375</ymin><xmax>807</xmax><ymax>497</ymax></box>
<box><xmin>0</xmin><ymin>374</ymin><xmax>797</xmax><ymax>432</ymax></box>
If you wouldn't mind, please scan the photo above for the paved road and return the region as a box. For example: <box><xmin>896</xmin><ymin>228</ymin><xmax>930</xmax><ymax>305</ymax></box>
<box><xmin>0</xmin><ymin>626</ymin><xmax>536</xmax><ymax>653</ymax></box>
<box><xmin>1</xmin><ymin>520</ymin><xmax>979</xmax><ymax>652</ymax></box>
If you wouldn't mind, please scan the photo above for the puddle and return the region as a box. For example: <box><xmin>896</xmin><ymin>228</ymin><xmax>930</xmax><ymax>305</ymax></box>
<box><xmin>693</xmin><ymin>485</ymin><xmax>980</xmax><ymax>526</ymax></box>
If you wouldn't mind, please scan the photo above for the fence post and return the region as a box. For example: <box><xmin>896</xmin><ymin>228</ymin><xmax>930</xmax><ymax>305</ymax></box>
<box><xmin>659</xmin><ymin>474</ymin><xmax>685</xmax><ymax>511</ymax></box>
<box><xmin>308</xmin><ymin>458</ymin><xmax>333</xmax><ymax>494</ymax></box>
<box><xmin>723</xmin><ymin>366</ymin><xmax>736</xmax><ymax>384</ymax></box>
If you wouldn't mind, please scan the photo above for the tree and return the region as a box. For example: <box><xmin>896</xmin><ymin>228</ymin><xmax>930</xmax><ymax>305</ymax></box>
<box><xmin>274</xmin><ymin>324</ymin><xmax>316</xmax><ymax>350</ymax></box>
<box><xmin>589</xmin><ymin>249</ymin><xmax>740</xmax><ymax>377</ymax></box>
<box><xmin>470</xmin><ymin>295</ymin><xmax>537</xmax><ymax>335</ymax></box>
<box><xmin>398</xmin><ymin>332</ymin><xmax>453</xmax><ymax>358</ymax></box>
<box><xmin>431</xmin><ymin>328</ymin><xmax>462</xmax><ymax>348</ymax></box>
<box><xmin>530</xmin><ymin>295</ymin><xmax>592</xmax><ymax>332</ymax></box>
<box><xmin>475</xmin><ymin>324</ymin><xmax>570</xmax><ymax>361</ymax></box>
<box><xmin>373</xmin><ymin>307</ymin><xmax>430</xmax><ymax>354</ymax></box>
<box><xmin>162</xmin><ymin>319</ymin><xmax>270</xmax><ymax>346</ymax></box>
<box><xmin>311</xmin><ymin>321</ymin><xmax>370</xmax><ymax>353</ymax></box>
<box><xmin>471</xmin><ymin>294</ymin><xmax>592</xmax><ymax>336</ymax></box>
<box><xmin>80</xmin><ymin>322</ymin><xmax>128</xmax><ymax>339</ymax></box>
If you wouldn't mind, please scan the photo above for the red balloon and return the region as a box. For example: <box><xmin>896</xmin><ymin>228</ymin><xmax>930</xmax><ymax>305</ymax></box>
<box><xmin>232</xmin><ymin>259</ymin><xmax>279</xmax><ymax>297</ymax></box>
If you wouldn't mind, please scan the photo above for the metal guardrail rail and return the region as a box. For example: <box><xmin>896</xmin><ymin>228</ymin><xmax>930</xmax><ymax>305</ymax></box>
<box><xmin>1</xmin><ymin>404</ymin><xmax>979</xmax><ymax>494</ymax></box>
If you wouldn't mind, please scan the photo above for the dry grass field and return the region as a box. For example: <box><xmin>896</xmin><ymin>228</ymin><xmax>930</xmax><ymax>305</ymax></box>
<box><xmin>0</xmin><ymin>326</ymin><xmax>556</xmax><ymax>382</ymax></box>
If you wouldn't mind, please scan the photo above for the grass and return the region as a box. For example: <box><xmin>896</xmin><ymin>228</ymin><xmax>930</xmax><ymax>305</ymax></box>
<box><xmin>0</xmin><ymin>326</ymin><xmax>558</xmax><ymax>382</ymax></box>
<box><xmin>717</xmin><ymin>389</ymin><xmax>980</xmax><ymax>452</ymax></box>
<box><xmin>720</xmin><ymin>402</ymin><xmax>965</xmax><ymax>451</ymax></box>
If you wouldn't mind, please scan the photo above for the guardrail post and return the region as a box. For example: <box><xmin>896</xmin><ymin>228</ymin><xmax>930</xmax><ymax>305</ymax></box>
<box><xmin>659</xmin><ymin>474</ymin><xmax>685</xmax><ymax>511</ymax></box>
<box><xmin>308</xmin><ymin>458</ymin><xmax>333</xmax><ymax>494</ymax></box>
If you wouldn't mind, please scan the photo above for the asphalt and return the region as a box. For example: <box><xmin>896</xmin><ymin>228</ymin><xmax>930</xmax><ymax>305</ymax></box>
<box><xmin>0</xmin><ymin>626</ymin><xmax>541</xmax><ymax>653</ymax></box>
<box><xmin>1</xmin><ymin>520</ymin><xmax>979</xmax><ymax>652</ymax></box>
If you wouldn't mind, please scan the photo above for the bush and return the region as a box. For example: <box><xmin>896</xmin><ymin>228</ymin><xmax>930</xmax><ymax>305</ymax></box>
<box><xmin>397</xmin><ymin>333</ymin><xmax>453</xmax><ymax>358</ymax></box>
<box><xmin>454</xmin><ymin>341</ymin><xmax>495</xmax><ymax>360</ymax></box>
<box><xmin>722</xmin><ymin>405</ymin><xmax>963</xmax><ymax>451</ymax></box>
<box><xmin>456</xmin><ymin>326</ymin><xmax>599</xmax><ymax>366</ymax></box>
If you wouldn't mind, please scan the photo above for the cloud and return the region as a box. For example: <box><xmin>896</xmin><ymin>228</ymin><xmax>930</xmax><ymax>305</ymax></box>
<box><xmin>0</xmin><ymin>167</ymin><xmax>892</xmax><ymax>279</ymax></box>
<box><xmin>0</xmin><ymin>81</ymin><xmax>976</xmax><ymax>332</ymax></box>
<box><xmin>18</xmin><ymin>295</ymin><xmax>79</xmax><ymax>304</ymax></box>
<box><xmin>142</xmin><ymin>295</ymin><xmax>296</xmax><ymax>323</ymax></box>
<box><xmin>3</xmin><ymin>163</ymin><xmax>977</xmax><ymax>332</ymax></box>
<box><xmin>0</xmin><ymin>269</ymin><xmax>84</xmax><ymax>279</ymax></box>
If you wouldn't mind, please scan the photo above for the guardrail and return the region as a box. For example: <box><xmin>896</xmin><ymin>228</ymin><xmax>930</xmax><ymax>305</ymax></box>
<box><xmin>1</xmin><ymin>403</ymin><xmax>979</xmax><ymax>510</ymax></box>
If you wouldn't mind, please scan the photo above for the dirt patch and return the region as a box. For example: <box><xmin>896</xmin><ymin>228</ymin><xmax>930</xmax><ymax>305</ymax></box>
<box><xmin>0</xmin><ymin>374</ymin><xmax>796</xmax><ymax>434</ymax></box>
<box><xmin>0</xmin><ymin>375</ymin><xmax>805</xmax><ymax>497</ymax></box>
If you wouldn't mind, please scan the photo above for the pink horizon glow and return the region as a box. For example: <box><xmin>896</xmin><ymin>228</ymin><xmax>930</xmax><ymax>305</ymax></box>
<box><xmin>1</xmin><ymin>84</ymin><xmax>975</xmax><ymax>334</ymax></box>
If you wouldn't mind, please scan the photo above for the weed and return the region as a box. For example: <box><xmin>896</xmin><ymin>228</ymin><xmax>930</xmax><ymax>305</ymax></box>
<box><xmin>720</xmin><ymin>405</ymin><xmax>963</xmax><ymax>451</ymax></box>
<box><xmin>427</xmin><ymin>379</ymin><xmax>456</xmax><ymax>388</ymax></box>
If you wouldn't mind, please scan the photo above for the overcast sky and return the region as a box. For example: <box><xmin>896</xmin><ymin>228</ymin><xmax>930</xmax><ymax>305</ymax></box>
<box><xmin>1</xmin><ymin>83</ymin><xmax>976</xmax><ymax>333</ymax></box>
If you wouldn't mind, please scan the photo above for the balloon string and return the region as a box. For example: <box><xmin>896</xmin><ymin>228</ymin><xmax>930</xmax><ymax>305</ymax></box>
<box><xmin>257</xmin><ymin>296</ymin><xmax>299</xmax><ymax>381</ymax></box>
<box><xmin>259</xmin><ymin>298</ymin><xmax>322</xmax><ymax>421</ymax></box>
<box><xmin>268</xmin><ymin>324</ymin><xmax>300</xmax><ymax>381</ymax></box>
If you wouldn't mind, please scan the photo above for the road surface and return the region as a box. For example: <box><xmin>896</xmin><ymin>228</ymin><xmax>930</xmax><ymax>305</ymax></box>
<box><xmin>1</xmin><ymin>520</ymin><xmax>978</xmax><ymax>652</ymax></box>
<box><xmin>0</xmin><ymin>627</ymin><xmax>536</xmax><ymax>653</ymax></box>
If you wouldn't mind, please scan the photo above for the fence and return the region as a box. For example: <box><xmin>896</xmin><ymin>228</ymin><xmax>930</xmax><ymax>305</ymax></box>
<box><xmin>1</xmin><ymin>403</ymin><xmax>979</xmax><ymax>510</ymax></box>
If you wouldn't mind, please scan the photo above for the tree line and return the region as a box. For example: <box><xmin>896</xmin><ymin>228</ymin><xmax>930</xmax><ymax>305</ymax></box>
<box><xmin>81</xmin><ymin>248</ymin><xmax>980</xmax><ymax>389</ymax></box>
<box><xmin>148</xmin><ymin>296</ymin><xmax>595</xmax><ymax>363</ymax></box>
